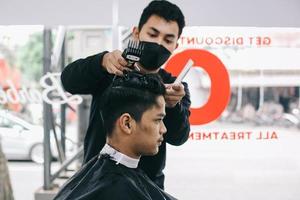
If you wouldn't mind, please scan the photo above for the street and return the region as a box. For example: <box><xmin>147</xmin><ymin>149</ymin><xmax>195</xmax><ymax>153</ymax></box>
<box><xmin>8</xmin><ymin>161</ymin><xmax>43</xmax><ymax>200</ymax></box>
<box><xmin>165</xmin><ymin>122</ymin><xmax>300</xmax><ymax>200</ymax></box>
<box><xmin>7</xmin><ymin>122</ymin><xmax>300</xmax><ymax>200</ymax></box>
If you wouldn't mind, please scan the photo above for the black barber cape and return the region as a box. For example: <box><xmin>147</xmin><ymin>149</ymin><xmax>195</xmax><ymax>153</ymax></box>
<box><xmin>53</xmin><ymin>155</ymin><xmax>177</xmax><ymax>200</ymax></box>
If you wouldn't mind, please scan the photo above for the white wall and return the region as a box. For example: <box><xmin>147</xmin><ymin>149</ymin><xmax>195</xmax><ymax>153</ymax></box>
<box><xmin>0</xmin><ymin>0</ymin><xmax>299</xmax><ymax>27</ymax></box>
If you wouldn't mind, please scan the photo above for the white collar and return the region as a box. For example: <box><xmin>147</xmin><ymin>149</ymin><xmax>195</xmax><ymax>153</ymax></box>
<box><xmin>99</xmin><ymin>144</ymin><xmax>140</xmax><ymax>168</ymax></box>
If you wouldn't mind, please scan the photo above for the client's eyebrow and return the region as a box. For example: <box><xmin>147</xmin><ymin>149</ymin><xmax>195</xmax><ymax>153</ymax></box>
<box><xmin>157</xmin><ymin>113</ymin><xmax>166</xmax><ymax>118</ymax></box>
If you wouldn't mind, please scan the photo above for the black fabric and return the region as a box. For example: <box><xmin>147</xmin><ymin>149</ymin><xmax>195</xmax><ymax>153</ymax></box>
<box><xmin>61</xmin><ymin>52</ymin><xmax>191</xmax><ymax>189</ymax></box>
<box><xmin>54</xmin><ymin>155</ymin><xmax>177</xmax><ymax>200</ymax></box>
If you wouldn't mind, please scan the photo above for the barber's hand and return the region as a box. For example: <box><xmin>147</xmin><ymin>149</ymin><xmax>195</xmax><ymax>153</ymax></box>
<box><xmin>102</xmin><ymin>50</ymin><xmax>132</xmax><ymax>76</ymax></box>
<box><xmin>164</xmin><ymin>83</ymin><xmax>185</xmax><ymax>108</ymax></box>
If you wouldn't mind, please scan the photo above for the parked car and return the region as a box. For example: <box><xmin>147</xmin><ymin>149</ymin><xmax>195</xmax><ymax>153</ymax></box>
<box><xmin>0</xmin><ymin>110</ymin><xmax>76</xmax><ymax>164</ymax></box>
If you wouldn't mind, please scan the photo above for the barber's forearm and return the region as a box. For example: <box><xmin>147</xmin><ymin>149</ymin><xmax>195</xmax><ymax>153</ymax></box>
<box><xmin>61</xmin><ymin>51</ymin><xmax>108</xmax><ymax>94</ymax></box>
<box><xmin>164</xmin><ymin>82</ymin><xmax>191</xmax><ymax>145</ymax></box>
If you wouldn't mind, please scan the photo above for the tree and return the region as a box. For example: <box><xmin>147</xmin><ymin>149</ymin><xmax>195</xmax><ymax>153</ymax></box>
<box><xmin>16</xmin><ymin>32</ymin><xmax>43</xmax><ymax>82</ymax></box>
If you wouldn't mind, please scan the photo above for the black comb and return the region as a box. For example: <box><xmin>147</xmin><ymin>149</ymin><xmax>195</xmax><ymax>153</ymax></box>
<box><xmin>122</xmin><ymin>40</ymin><xmax>144</xmax><ymax>69</ymax></box>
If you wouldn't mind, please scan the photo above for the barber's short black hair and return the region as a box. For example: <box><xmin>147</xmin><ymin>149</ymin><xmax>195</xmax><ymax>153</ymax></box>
<box><xmin>138</xmin><ymin>0</ymin><xmax>185</xmax><ymax>38</ymax></box>
<box><xmin>100</xmin><ymin>71</ymin><xmax>166</xmax><ymax>136</ymax></box>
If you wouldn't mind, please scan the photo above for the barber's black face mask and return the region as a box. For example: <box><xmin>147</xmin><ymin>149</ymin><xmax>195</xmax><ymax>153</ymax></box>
<box><xmin>138</xmin><ymin>41</ymin><xmax>171</xmax><ymax>70</ymax></box>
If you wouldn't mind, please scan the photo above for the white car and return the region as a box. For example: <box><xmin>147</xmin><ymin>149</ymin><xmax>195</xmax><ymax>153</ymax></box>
<box><xmin>0</xmin><ymin>110</ymin><xmax>76</xmax><ymax>164</ymax></box>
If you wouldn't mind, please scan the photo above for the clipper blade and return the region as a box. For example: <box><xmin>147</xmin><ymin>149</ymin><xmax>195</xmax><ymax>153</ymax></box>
<box><xmin>122</xmin><ymin>40</ymin><xmax>144</xmax><ymax>69</ymax></box>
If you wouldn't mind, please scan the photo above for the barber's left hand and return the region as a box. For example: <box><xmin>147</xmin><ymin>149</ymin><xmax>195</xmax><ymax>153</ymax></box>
<box><xmin>164</xmin><ymin>83</ymin><xmax>185</xmax><ymax>108</ymax></box>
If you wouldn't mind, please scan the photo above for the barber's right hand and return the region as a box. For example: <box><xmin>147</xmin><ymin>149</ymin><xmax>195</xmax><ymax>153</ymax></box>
<box><xmin>102</xmin><ymin>50</ymin><xmax>131</xmax><ymax>76</ymax></box>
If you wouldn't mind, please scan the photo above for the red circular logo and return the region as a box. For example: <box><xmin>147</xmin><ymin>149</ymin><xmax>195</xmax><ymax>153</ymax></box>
<box><xmin>165</xmin><ymin>49</ymin><xmax>230</xmax><ymax>125</ymax></box>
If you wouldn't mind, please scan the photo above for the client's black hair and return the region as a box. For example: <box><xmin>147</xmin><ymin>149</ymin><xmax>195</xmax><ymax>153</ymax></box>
<box><xmin>100</xmin><ymin>71</ymin><xmax>166</xmax><ymax>136</ymax></box>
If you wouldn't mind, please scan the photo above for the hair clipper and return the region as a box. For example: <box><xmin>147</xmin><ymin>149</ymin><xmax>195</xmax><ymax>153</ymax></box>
<box><xmin>122</xmin><ymin>40</ymin><xmax>144</xmax><ymax>71</ymax></box>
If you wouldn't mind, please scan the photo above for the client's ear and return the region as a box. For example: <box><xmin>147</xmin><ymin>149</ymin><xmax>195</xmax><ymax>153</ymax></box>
<box><xmin>119</xmin><ymin>113</ymin><xmax>134</xmax><ymax>134</ymax></box>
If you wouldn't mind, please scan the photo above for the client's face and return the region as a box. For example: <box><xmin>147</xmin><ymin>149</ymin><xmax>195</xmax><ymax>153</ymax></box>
<box><xmin>133</xmin><ymin>96</ymin><xmax>167</xmax><ymax>156</ymax></box>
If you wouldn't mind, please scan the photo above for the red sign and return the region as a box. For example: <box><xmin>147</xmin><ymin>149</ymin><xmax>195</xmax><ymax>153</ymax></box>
<box><xmin>165</xmin><ymin>49</ymin><xmax>231</xmax><ymax>125</ymax></box>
